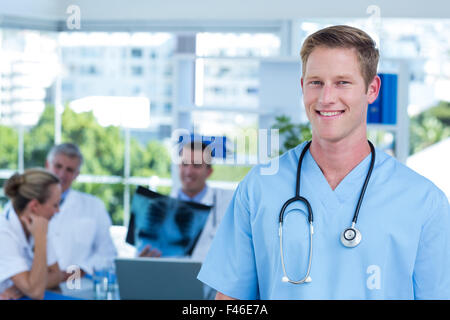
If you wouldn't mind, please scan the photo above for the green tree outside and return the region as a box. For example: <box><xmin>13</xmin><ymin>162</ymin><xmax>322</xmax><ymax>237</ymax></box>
<box><xmin>2</xmin><ymin>105</ymin><xmax>173</xmax><ymax>225</ymax></box>
<box><xmin>409</xmin><ymin>101</ymin><xmax>450</xmax><ymax>154</ymax></box>
<box><xmin>0</xmin><ymin>126</ymin><xmax>18</xmax><ymax>170</ymax></box>
<box><xmin>272</xmin><ymin>115</ymin><xmax>312</xmax><ymax>154</ymax></box>
<box><xmin>272</xmin><ymin>101</ymin><xmax>450</xmax><ymax>158</ymax></box>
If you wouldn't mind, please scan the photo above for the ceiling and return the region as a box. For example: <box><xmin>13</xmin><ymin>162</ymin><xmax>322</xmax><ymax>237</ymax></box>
<box><xmin>1</xmin><ymin>0</ymin><xmax>449</xmax><ymax>25</ymax></box>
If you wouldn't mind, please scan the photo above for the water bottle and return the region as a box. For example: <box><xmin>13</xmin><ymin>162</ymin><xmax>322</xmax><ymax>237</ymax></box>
<box><xmin>106</xmin><ymin>264</ymin><xmax>119</xmax><ymax>300</ymax></box>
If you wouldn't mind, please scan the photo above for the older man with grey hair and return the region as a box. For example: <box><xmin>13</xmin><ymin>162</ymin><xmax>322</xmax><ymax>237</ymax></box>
<box><xmin>46</xmin><ymin>143</ymin><xmax>117</xmax><ymax>278</ymax></box>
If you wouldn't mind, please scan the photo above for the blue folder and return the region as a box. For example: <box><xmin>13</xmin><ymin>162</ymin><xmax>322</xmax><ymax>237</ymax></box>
<box><xmin>380</xmin><ymin>73</ymin><xmax>398</xmax><ymax>124</ymax></box>
<box><xmin>367</xmin><ymin>87</ymin><xmax>382</xmax><ymax>124</ymax></box>
<box><xmin>367</xmin><ymin>73</ymin><xmax>398</xmax><ymax>125</ymax></box>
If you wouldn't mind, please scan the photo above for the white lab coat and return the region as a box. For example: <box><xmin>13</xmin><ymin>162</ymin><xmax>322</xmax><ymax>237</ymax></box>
<box><xmin>0</xmin><ymin>203</ymin><xmax>57</xmax><ymax>294</ymax></box>
<box><xmin>48</xmin><ymin>190</ymin><xmax>117</xmax><ymax>275</ymax></box>
<box><xmin>171</xmin><ymin>185</ymin><xmax>234</xmax><ymax>262</ymax></box>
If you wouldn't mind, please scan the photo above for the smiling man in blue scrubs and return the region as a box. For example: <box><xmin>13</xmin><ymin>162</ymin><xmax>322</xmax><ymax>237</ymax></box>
<box><xmin>197</xmin><ymin>25</ymin><xmax>450</xmax><ymax>300</ymax></box>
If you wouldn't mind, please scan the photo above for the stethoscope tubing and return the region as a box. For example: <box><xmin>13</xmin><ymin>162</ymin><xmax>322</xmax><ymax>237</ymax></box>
<box><xmin>279</xmin><ymin>221</ymin><xmax>314</xmax><ymax>284</ymax></box>
<box><xmin>351</xmin><ymin>141</ymin><xmax>375</xmax><ymax>224</ymax></box>
<box><xmin>278</xmin><ymin>196</ymin><xmax>313</xmax><ymax>224</ymax></box>
<box><xmin>278</xmin><ymin>140</ymin><xmax>375</xmax><ymax>284</ymax></box>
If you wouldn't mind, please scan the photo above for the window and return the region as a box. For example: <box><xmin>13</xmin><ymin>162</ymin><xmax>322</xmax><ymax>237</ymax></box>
<box><xmin>131</xmin><ymin>65</ymin><xmax>143</xmax><ymax>76</ymax></box>
<box><xmin>195</xmin><ymin>33</ymin><xmax>280</xmax><ymax>108</ymax></box>
<box><xmin>163</xmin><ymin>103</ymin><xmax>172</xmax><ymax>114</ymax></box>
<box><xmin>181</xmin><ymin>33</ymin><xmax>282</xmax><ymax>185</ymax></box>
<box><xmin>1</xmin><ymin>30</ymin><xmax>178</xmax><ymax>224</ymax></box>
<box><xmin>131</xmin><ymin>48</ymin><xmax>143</xmax><ymax>58</ymax></box>
<box><xmin>88</xmin><ymin>65</ymin><xmax>98</xmax><ymax>75</ymax></box>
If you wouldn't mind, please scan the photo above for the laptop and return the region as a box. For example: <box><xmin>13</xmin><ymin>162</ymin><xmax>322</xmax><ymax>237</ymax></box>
<box><xmin>115</xmin><ymin>257</ymin><xmax>204</xmax><ymax>300</ymax></box>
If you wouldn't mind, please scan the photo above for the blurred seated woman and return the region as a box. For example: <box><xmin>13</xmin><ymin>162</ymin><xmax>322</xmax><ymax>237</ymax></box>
<box><xmin>0</xmin><ymin>168</ymin><xmax>63</xmax><ymax>300</ymax></box>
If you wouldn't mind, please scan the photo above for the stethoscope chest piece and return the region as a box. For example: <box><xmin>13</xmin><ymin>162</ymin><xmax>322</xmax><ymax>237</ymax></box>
<box><xmin>340</xmin><ymin>226</ymin><xmax>362</xmax><ymax>248</ymax></box>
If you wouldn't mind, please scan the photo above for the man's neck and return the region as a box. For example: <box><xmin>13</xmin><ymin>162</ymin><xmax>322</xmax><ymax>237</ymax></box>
<box><xmin>181</xmin><ymin>185</ymin><xmax>207</xmax><ymax>200</ymax></box>
<box><xmin>309</xmin><ymin>134</ymin><xmax>371</xmax><ymax>191</ymax></box>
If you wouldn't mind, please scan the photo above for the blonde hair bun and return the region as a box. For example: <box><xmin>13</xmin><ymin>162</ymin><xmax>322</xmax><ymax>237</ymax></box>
<box><xmin>3</xmin><ymin>168</ymin><xmax>60</xmax><ymax>214</ymax></box>
<box><xmin>4</xmin><ymin>173</ymin><xmax>25</xmax><ymax>198</ymax></box>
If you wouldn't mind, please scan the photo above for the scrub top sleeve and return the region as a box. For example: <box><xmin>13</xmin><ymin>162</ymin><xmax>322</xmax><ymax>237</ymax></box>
<box><xmin>413</xmin><ymin>190</ymin><xmax>450</xmax><ymax>299</ymax></box>
<box><xmin>197</xmin><ymin>182</ymin><xmax>259</xmax><ymax>300</ymax></box>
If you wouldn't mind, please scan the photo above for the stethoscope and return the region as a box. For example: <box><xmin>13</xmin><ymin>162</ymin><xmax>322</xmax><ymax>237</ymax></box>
<box><xmin>278</xmin><ymin>140</ymin><xmax>375</xmax><ymax>284</ymax></box>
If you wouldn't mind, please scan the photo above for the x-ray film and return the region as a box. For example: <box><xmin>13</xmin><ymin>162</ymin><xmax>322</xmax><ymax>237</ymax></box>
<box><xmin>126</xmin><ymin>186</ymin><xmax>212</xmax><ymax>257</ymax></box>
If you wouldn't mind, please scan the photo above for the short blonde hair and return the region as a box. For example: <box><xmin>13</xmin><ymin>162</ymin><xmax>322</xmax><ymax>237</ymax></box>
<box><xmin>4</xmin><ymin>168</ymin><xmax>60</xmax><ymax>214</ymax></box>
<box><xmin>300</xmin><ymin>25</ymin><xmax>379</xmax><ymax>90</ymax></box>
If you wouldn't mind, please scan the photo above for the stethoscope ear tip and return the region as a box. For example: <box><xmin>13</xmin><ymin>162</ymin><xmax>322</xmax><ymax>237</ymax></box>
<box><xmin>305</xmin><ymin>276</ymin><xmax>312</xmax><ymax>283</ymax></box>
<box><xmin>282</xmin><ymin>276</ymin><xmax>289</xmax><ymax>283</ymax></box>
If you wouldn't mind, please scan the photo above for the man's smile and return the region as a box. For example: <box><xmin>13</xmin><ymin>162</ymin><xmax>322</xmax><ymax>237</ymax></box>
<box><xmin>315</xmin><ymin>110</ymin><xmax>345</xmax><ymax>118</ymax></box>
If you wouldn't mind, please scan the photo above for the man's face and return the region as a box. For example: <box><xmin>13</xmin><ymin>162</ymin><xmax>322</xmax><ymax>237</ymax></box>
<box><xmin>46</xmin><ymin>153</ymin><xmax>81</xmax><ymax>193</ymax></box>
<box><xmin>301</xmin><ymin>47</ymin><xmax>380</xmax><ymax>143</ymax></box>
<box><xmin>179</xmin><ymin>148</ymin><xmax>212</xmax><ymax>196</ymax></box>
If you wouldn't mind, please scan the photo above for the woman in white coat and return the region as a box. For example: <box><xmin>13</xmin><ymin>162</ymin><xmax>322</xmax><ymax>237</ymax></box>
<box><xmin>0</xmin><ymin>169</ymin><xmax>63</xmax><ymax>300</ymax></box>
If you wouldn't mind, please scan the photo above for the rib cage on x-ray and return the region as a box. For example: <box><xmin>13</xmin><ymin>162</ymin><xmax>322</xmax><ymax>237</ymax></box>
<box><xmin>126</xmin><ymin>186</ymin><xmax>212</xmax><ymax>257</ymax></box>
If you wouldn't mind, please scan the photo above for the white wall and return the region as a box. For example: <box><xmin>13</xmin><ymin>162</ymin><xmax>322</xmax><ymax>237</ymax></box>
<box><xmin>0</xmin><ymin>0</ymin><xmax>64</xmax><ymax>20</ymax></box>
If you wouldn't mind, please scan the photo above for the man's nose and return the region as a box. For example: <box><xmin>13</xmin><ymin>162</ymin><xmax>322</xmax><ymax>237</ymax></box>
<box><xmin>56</xmin><ymin>169</ymin><xmax>69</xmax><ymax>181</ymax></box>
<box><xmin>184</xmin><ymin>165</ymin><xmax>195</xmax><ymax>174</ymax></box>
<box><xmin>318</xmin><ymin>84</ymin><xmax>337</xmax><ymax>106</ymax></box>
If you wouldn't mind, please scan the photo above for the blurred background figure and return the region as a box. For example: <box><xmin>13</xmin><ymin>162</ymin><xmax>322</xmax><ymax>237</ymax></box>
<box><xmin>46</xmin><ymin>143</ymin><xmax>117</xmax><ymax>278</ymax></box>
<box><xmin>139</xmin><ymin>141</ymin><xmax>233</xmax><ymax>261</ymax></box>
<box><xmin>0</xmin><ymin>169</ymin><xmax>62</xmax><ymax>300</ymax></box>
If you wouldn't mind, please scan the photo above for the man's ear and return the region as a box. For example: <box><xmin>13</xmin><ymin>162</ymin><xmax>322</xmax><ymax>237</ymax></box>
<box><xmin>45</xmin><ymin>160</ymin><xmax>49</xmax><ymax>169</ymax></box>
<box><xmin>206</xmin><ymin>166</ymin><xmax>213</xmax><ymax>179</ymax></box>
<box><xmin>74</xmin><ymin>169</ymin><xmax>80</xmax><ymax>180</ymax></box>
<box><xmin>367</xmin><ymin>75</ymin><xmax>381</xmax><ymax>104</ymax></box>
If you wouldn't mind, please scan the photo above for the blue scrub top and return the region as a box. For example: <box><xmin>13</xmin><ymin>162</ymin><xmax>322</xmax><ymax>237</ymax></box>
<box><xmin>197</xmin><ymin>141</ymin><xmax>450</xmax><ymax>299</ymax></box>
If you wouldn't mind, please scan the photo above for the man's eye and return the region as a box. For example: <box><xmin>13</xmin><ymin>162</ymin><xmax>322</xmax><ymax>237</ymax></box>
<box><xmin>309</xmin><ymin>81</ymin><xmax>322</xmax><ymax>86</ymax></box>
